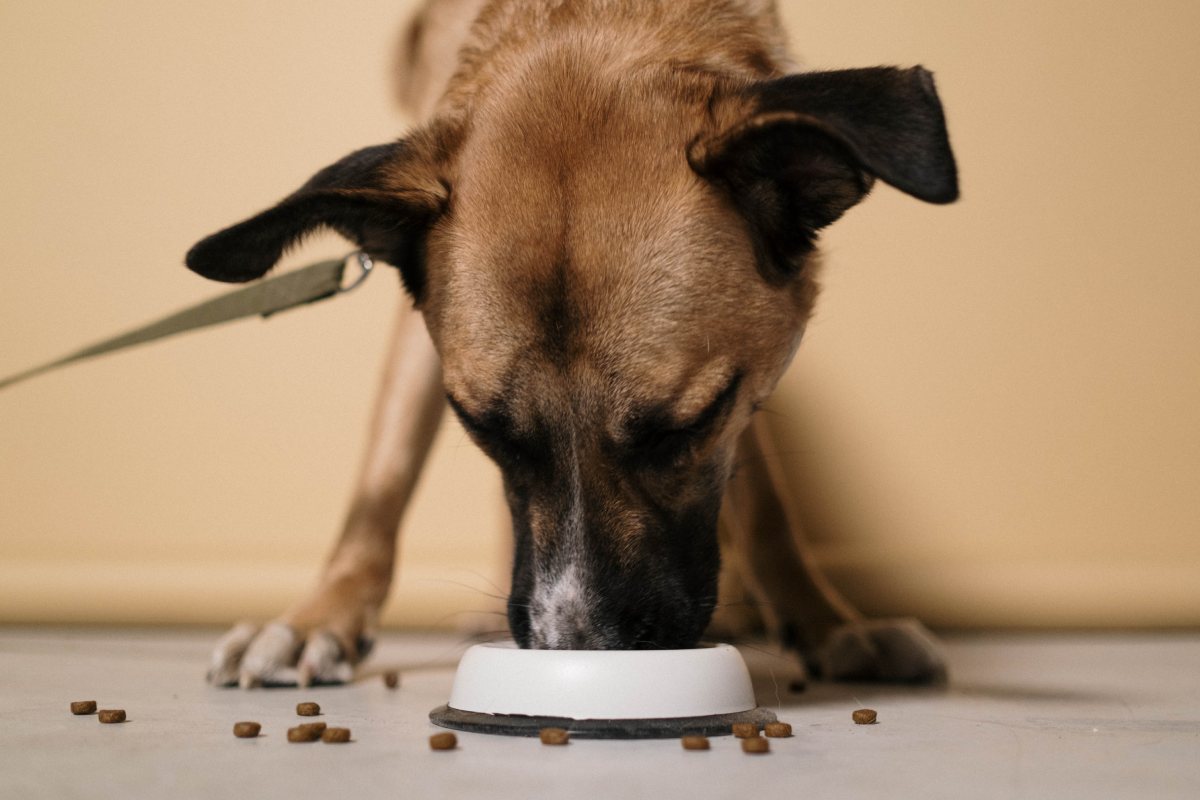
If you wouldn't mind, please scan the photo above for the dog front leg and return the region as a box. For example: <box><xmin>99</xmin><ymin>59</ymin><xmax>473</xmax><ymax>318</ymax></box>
<box><xmin>721</xmin><ymin>414</ymin><xmax>947</xmax><ymax>683</ymax></box>
<box><xmin>208</xmin><ymin>299</ymin><xmax>444</xmax><ymax>687</ymax></box>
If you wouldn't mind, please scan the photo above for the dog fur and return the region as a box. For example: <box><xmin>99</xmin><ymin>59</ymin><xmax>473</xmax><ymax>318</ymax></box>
<box><xmin>189</xmin><ymin>0</ymin><xmax>957</xmax><ymax>687</ymax></box>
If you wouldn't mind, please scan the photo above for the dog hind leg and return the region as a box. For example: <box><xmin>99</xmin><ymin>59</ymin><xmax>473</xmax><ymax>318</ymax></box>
<box><xmin>720</xmin><ymin>414</ymin><xmax>947</xmax><ymax>684</ymax></box>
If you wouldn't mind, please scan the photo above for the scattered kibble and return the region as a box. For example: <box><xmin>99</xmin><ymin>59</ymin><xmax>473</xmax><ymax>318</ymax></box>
<box><xmin>287</xmin><ymin>725</ymin><xmax>322</xmax><ymax>743</ymax></box>
<box><xmin>233</xmin><ymin>722</ymin><xmax>261</xmax><ymax>738</ymax></box>
<box><xmin>429</xmin><ymin>732</ymin><xmax>457</xmax><ymax>750</ymax></box>
<box><xmin>298</xmin><ymin>721</ymin><xmax>326</xmax><ymax>736</ymax></box>
<box><xmin>741</xmin><ymin>736</ymin><xmax>770</xmax><ymax>754</ymax></box>
<box><xmin>764</xmin><ymin>722</ymin><xmax>792</xmax><ymax>738</ymax></box>
<box><xmin>383</xmin><ymin>671</ymin><xmax>400</xmax><ymax>689</ymax></box>
<box><xmin>731</xmin><ymin>722</ymin><xmax>758</xmax><ymax>738</ymax></box>
<box><xmin>539</xmin><ymin>727</ymin><xmax>569</xmax><ymax>745</ymax></box>
<box><xmin>853</xmin><ymin>708</ymin><xmax>878</xmax><ymax>725</ymax></box>
<box><xmin>296</xmin><ymin>702</ymin><xmax>321</xmax><ymax>716</ymax></box>
<box><xmin>70</xmin><ymin>701</ymin><xmax>97</xmax><ymax>715</ymax></box>
<box><xmin>321</xmin><ymin>727</ymin><xmax>351</xmax><ymax>743</ymax></box>
<box><xmin>98</xmin><ymin>709</ymin><xmax>126</xmax><ymax>724</ymax></box>
<box><xmin>681</xmin><ymin>735</ymin><xmax>710</xmax><ymax>751</ymax></box>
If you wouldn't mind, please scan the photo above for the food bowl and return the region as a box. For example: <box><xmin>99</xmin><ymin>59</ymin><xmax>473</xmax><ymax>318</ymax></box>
<box><xmin>429</xmin><ymin>641</ymin><xmax>776</xmax><ymax>739</ymax></box>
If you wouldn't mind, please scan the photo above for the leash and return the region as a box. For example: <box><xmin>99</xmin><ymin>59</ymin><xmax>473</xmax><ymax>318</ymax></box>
<box><xmin>0</xmin><ymin>252</ymin><xmax>374</xmax><ymax>392</ymax></box>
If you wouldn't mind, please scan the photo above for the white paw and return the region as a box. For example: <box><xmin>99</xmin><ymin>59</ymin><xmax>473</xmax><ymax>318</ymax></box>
<box><xmin>208</xmin><ymin>621</ymin><xmax>356</xmax><ymax>688</ymax></box>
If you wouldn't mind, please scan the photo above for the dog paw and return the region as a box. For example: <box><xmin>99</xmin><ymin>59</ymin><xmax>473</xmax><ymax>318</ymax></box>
<box><xmin>207</xmin><ymin>621</ymin><xmax>362</xmax><ymax>688</ymax></box>
<box><xmin>812</xmin><ymin>618</ymin><xmax>948</xmax><ymax>684</ymax></box>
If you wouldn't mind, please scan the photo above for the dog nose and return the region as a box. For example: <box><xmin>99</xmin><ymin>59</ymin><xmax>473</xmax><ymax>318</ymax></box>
<box><xmin>523</xmin><ymin>600</ymin><xmax>665</xmax><ymax>650</ymax></box>
<box><xmin>532</xmin><ymin>627</ymin><xmax>611</xmax><ymax>650</ymax></box>
<box><xmin>528</xmin><ymin>611</ymin><xmax>621</xmax><ymax>650</ymax></box>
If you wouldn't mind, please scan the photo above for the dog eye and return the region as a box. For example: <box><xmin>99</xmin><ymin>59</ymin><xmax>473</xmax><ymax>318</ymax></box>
<box><xmin>446</xmin><ymin>394</ymin><xmax>548</xmax><ymax>469</ymax></box>
<box><xmin>636</xmin><ymin>423</ymin><xmax>708</xmax><ymax>462</ymax></box>
<box><xmin>446</xmin><ymin>394</ymin><xmax>515</xmax><ymax>447</ymax></box>
<box><xmin>626</xmin><ymin>372</ymin><xmax>743</xmax><ymax>463</ymax></box>
<box><xmin>446</xmin><ymin>394</ymin><xmax>491</xmax><ymax>434</ymax></box>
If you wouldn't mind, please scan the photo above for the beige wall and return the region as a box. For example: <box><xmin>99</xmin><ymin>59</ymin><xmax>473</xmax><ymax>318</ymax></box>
<box><xmin>1</xmin><ymin>1</ymin><xmax>1197</xmax><ymax>629</ymax></box>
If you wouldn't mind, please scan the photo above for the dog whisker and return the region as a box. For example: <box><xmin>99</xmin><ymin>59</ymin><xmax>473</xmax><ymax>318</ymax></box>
<box><xmin>413</xmin><ymin>576</ymin><xmax>509</xmax><ymax>603</ymax></box>
<box><xmin>456</xmin><ymin>568</ymin><xmax>508</xmax><ymax>598</ymax></box>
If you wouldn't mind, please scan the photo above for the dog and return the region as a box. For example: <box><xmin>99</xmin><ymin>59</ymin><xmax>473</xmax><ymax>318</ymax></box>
<box><xmin>188</xmin><ymin>0</ymin><xmax>958</xmax><ymax>688</ymax></box>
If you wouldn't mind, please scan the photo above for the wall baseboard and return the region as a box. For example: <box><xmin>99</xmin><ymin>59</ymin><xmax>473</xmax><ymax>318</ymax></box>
<box><xmin>0</xmin><ymin>560</ymin><xmax>507</xmax><ymax>631</ymax></box>
<box><xmin>2</xmin><ymin>554</ymin><xmax>1195</xmax><ymax>628</ymax></box>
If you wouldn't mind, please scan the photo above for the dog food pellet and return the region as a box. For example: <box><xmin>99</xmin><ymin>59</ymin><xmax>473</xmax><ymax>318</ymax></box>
<box><xmin>233</xmin><ymin>722</ymin><xmax>262</xmax><ymax>738</ymax></box>
<box><xmin>853</xmin><ymin>708</ymin><xmax>878</xmax><ymax>725</ymax></box>
<box><xmin>321</xmin><ymin>727</ymin><xmax>351</xmax><ymax>743</ymax></box>
<box><xmin>383</xmin><ymin>671</ymin><xmax>400</xmax><ymax>689</ymax></box>
<box><xmin>539</xmin><ymin>727</ymin><xmax>569</xmax><ymax>745</ymax></box>
<box><xmin>70</xmin><ymin>701</ymin><xmax>97</xmax><ymax>715</ymax></box>
<box><xmin>296</xmin><ymin>702</ymin><xmax>321</xmax><ymax>716</ymax></box>
<box><xmin>287</xmin><ymin>725</ymin><xmax>322</xmax><ymax>743</ymax></box>
<box><xmin>764</xmin><ymin>722</ymin><xmax>793</xmax><ymax>738</ymax></box>
<box><xmin>429</xmin><ymin>732</ymin><xmax>457</xmax><ymax>750</ymax></box>
<box><xmin>731</xmin><ymin>722</ymin><xmax>758</xmax><ymax>738</ymax></box>
<box><xmin>741</xmin><ymin>736</ymin><xmax>770</xmax><ymax>754</ymax></box>
<box><xmin>681</xmin><ymin>735</ymin><xmax>710</xmax><ymax>751</ymax></box>
<box><xmin>298</xmin><ymin>721</ymin><xmax>326</xmax><ymax>735</ymax></box>
<box><xmin>98</xmin><ymin>709</ymin><xmax>126</xmax><ymax>724</ymax></box>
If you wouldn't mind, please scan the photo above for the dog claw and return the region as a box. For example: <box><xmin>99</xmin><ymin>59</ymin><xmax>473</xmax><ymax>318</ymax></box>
<box><xmin>208</xmin><ymin>621</ymin><xmax>260</xmax><ymax>687</ymax></box>
<box><xmin>297</xmin><ymin>631</ymin><xmax>350</xmax><ymax>687</ymax></box>
<box><xmin>238</xmin><ymin>622</ymin><xmax>302</xmax><ymax>682</ymax></box>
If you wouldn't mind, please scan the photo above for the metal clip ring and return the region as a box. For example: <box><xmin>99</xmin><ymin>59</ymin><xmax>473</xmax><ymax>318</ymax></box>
<box><xmin>340</xmin><ymin>251</ymin><xmax>374</xmax><ymax>293</ymax></box>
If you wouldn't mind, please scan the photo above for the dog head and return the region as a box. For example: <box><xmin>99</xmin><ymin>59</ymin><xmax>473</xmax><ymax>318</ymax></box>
<box><xmin>188</xmin><ymin>66</ymin><xmax>957</xmax><ymax>650</ymax></box>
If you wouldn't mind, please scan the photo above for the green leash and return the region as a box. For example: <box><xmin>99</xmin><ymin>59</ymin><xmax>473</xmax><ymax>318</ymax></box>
<box><xmin>0</xmin><ymin>252</ymin><xmax>373</xmax><ymax>392</ymax></box>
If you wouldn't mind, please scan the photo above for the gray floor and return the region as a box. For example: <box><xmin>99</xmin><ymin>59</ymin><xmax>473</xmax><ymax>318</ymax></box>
<box><xmin>1</xmin><ymin>629</ymin><xmax>1197</xmax><ymax>799</ymax></box>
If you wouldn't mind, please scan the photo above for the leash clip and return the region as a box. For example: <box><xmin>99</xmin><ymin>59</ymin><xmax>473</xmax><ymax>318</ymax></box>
<box><xmin>340</xmin><ymin>251</ymin><xmax>374</xmax><ymax>293</ymax></box>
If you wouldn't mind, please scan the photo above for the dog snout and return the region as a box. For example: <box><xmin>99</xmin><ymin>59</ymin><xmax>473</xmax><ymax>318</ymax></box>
<box><xmin>508</xmin><ymin>561</ymin><xmax>712</xmax><ymax>651</ymax></box>
<box><xmin>497</xmin><ymin>416</ymin><xmax>726</xmax><ymax>652</ymax></box>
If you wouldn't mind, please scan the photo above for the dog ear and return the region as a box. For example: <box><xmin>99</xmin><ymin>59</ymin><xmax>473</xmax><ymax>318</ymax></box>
<box><xmin>186</xmin><ymin>138</ymin><xmax>449</xmax><ymax>300</ymax></box>
<box><xmin>689</xmin><ymin>66</ymin><xmax>958</xmax><ymax>274</ymax></box>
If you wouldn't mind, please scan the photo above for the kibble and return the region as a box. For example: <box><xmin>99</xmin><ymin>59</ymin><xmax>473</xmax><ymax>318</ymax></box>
<box><xmin>741</xmin><ymin>736</ymin><xmax>770</xmax><ymax>754</ymax></box>
<box><xmin>429</xmin><ymin>732</ymin><xmax>457</xmax><ymax>750</ymax></box>
<box><xmin>852</xmin><ymin>708</ymin><xmax>878</xmax><ymax>725</ymax></box>
<box><xmin>681</xmin><ymin>735</ymin><xmax>710</xmax><ymax>751</ymax></box>
<box><xmin>298</xmin><ymin>721</ymin><xmax>327</xmax><ymax>736</ymax></box>
<box><xmin>98</xmin><ymin>709</ymin><xmax>126</xmax><ymax>724</ymax></box>
<box><xmin>383</xmin><ymin>671</ymin><xmax>400</xmax><ymax>690</ymax></box>
<box><xmin>287</xmin><ymin>725</ymin><xmax>322</xmax><ymax>743</ymax></box>
<box><xmin>232</xmin><ymin>722</ymin><xmax>261</xmax><ymax>738</ymax></box>
<box><xmin>321</xmin><ymin>727</ymin><xmax>351</xmax><ymax>744</ymax></box>
<box><xmin>296</xmin><ymin>702</ymin><xmax>321</xmax><ymax>716</ymax></box>
<box><xmin>764</xmin><ymin>722</ymin><xmax>793</xmax><ymax>738</ymax></box>
<box><xmin>70</xmin><ymin>701</ymin><xmax>97</xmax><ymax>715</ymax></box>
<box><xmin>539</xmin><ymin>727</ymin><xmax>569</xmax><ymax>745</ymax></box>
<box><xmin>731</xmin><ymin>722</ymin><xmax>758</xmax><ymax>738</ymax></box>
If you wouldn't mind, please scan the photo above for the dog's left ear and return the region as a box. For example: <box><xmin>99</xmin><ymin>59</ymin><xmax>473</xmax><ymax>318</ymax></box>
<box><xmin>186</xmin><ymin>133</ymin><xmax>452</xmax><ymax>301</ymax></box>
<box><xmin>689</xmin><ymin>66</ymin><xmax>958</xmax><ymax>273</ymax></box>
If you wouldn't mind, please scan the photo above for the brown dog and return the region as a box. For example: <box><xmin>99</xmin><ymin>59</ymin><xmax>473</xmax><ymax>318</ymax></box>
<box><xmin>190</xmin><ymin>0</ymin><xmax>957</xmax><ymax>688</ymax></box>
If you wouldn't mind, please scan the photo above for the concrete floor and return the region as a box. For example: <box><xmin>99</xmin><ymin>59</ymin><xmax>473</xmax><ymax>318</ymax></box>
<box><xmin>1</xmin><ymin>629</ymin><xmax>1197</xmax><ymax>799</ymax></box>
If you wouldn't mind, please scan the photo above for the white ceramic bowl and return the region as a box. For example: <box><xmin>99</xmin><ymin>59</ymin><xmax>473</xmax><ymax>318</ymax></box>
<box><xmin>446</xmin><ymin>641</ymin><xmax>757</xmax><ymax>720</ymax></box>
